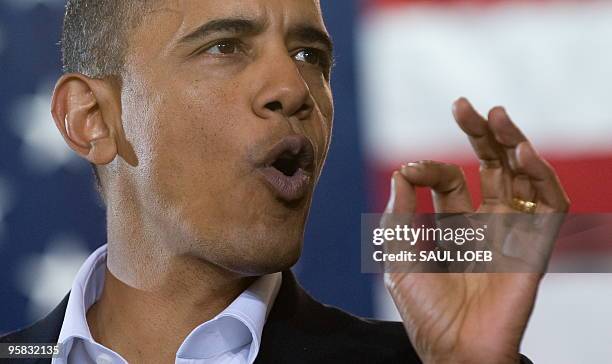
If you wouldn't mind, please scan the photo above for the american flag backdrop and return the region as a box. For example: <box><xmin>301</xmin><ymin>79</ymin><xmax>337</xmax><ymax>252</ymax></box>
<box><xmin>358</xmin><ymin>1</ymin><xmax>612</xmax><ymax>363</ymax></box>
<box><xmin>0</xmin><ymin>1</ymin><xmax>611</xmax><ymax>363</ymax></box>
<box><xmin>0</xmin><ymin>0</ymin><xmax>108</xmax><ymax>330</ymax></box>
<box><xmin>360</xmin><ymin>0</ymin><xmax>612</xmax><ymax>213</ymax></box>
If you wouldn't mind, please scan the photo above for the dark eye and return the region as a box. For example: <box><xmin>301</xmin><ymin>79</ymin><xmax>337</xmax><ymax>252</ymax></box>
<box><xmin>294</xmin><ymin>48</ymin><xmax>324</xmax><ymax>66</ymax></box>
<box><xmin>203</xmin><ymin>40</ymin><xmax>241</xmax><ymax>55</ymax></box>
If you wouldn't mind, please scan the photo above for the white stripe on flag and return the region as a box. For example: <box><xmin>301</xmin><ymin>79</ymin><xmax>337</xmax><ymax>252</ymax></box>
<box><xmin>358</xmin><ymin>1</ymin><xmax>612</xmax><ymax>162</ymax></box>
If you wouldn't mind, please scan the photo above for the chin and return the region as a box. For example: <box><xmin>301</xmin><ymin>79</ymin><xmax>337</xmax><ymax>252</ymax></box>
<box><xmin>240</xmin><ymin>245</ymin><xmax>302</xmax><ymax>276</ymax></box>
<box><xmin>215</xmin><ymin>235</ymin><xmax>304</xmax><ymax>277</ymax></box>
<box><xmin>181</xmin><ymin>217</ymin><xmax>306</xmax><ymax>277</ymax></box>
<box><xmin>173</xmin><ymin>186</ymin><xmax>313</xmax><ymax>276</ymax></box>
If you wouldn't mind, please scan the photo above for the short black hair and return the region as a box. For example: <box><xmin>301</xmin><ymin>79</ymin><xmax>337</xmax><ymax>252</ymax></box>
<box><xmin>61</xmin><ymin>0</ymin><xmax>154</xmax><ymax>77</ymax></box>
<box><xmin>61</xmin><ymin>0</ymin><xmax>155</xmax><ymax>195</ymax></box>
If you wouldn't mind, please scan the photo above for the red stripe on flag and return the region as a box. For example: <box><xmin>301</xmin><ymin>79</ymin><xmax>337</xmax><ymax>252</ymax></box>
<box><xmin>368</xmin><ymin>154</ymin><xmax>612</xmax><ymax>253</ymax></box>
<box><xmin>368</xmin><ymin>154</ymin><xmax>612</xmax><ymax>214</ymax></box>
<box><xmin>362</xmin><ymin>0</ymin><xmax>594</xmax><ymax>12</ymax></box>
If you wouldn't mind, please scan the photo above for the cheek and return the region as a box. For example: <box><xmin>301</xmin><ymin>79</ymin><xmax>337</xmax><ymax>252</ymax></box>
<box><xmin>156</xmin><ymin>84</ymin><xmax>242</xmax><ymax>185</ymax></box>
<box><xmin>308</xmin><ymin>87</ymin><xmax>334</xmax><ymax>164</ymax></box>
<box><xmin>122</xmin><ymin>74</ymin><xmax>248</xmax><ymax>205</ymax></box>
<box><xmin>320</xmin><ymin>88</ymin><xmax>334</xmax><ymax>145</ymax></box>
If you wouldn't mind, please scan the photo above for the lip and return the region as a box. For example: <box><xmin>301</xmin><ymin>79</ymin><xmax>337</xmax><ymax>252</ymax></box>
<box><xmin>257</xmin><ymin>135</ymin><xmax>315</xmax><ymax>202</ymax></box>
<box><xmin>258</xmin><ymin>166</ymin><xmax>312</xmax><ymax>202</ymax></box>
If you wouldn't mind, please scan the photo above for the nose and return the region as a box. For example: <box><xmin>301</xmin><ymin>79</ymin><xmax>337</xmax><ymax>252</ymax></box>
<box><xmin>252</xmin><ymin>52</ymin><xmax>314</xmax><ymax>121</ymax></box>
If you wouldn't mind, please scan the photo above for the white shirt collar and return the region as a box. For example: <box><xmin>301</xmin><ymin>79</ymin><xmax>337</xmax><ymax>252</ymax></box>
<box><xmin>54</xmin><ymin>244</ymin><xmax>282</xmax><ymax>364</ymax></box>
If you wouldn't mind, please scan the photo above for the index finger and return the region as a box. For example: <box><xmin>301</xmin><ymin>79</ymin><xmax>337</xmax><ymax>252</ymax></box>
<box><xmin>452</xmin><ymin>98</ymin><xmax>512</xmax><ymax>202</ymax></box>
<box><xmin>452</xmin><ymin>98</ymin><xmax>504</xmax><ymax>169</ymax></box>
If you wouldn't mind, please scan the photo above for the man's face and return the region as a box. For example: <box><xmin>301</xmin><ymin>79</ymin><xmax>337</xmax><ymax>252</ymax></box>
<box><xmin>113</xmin><ymin>0</ymin><xmax>333</xmax><ymax>275</ymax></box>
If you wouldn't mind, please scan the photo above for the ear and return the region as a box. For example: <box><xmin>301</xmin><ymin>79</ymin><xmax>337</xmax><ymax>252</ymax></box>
<box><xmin>51</xmin><ymin>73</ymin><xmax>118</xmax><ymax>165</ymax></box>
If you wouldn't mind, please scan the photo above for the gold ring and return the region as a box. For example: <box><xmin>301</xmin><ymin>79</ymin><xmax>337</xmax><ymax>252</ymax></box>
<box><xmin>512</xmin><ymin>197</ymin><xmax>537</xmax><ymax>214</ymax></box>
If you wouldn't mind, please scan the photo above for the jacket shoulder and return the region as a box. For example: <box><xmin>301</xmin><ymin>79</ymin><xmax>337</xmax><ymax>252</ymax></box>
<box><xmin>310</xmin><ymin>302</ymin><xmax>420</xmax><ymax>362</ymax></box>
<box><xmin>256</xmin><ymin>271</ymin><xmax>421</xmax><ymax>364</ymax></box>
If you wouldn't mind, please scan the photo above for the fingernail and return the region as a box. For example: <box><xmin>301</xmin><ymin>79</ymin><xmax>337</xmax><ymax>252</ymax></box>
<box><xmin>384</xmin><ymin>172</ymin><xmax>398</xmax><ymax>213</ymax></box>
<box><xmin>400</xmin><ymin>162</ymin><xmax>421</xmax><ymax>174</ymax></box>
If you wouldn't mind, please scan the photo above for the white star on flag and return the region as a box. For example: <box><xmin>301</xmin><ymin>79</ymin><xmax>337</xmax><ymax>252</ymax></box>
<box><xmin>16</xmin><ymin>234</ymin><xmax>91</xmax><ymax>319</ymax></box>
<box><xmin>11</xmin><ymin>81</ymin><xmax>83</xmax><ymax>174</ymax></box>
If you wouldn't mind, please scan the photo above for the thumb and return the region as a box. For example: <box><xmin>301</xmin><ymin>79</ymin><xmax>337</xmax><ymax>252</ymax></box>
<box><xmin>385</xmin><ymin>170</ymin><xmax>417</xmax><ymax>214</ymax></box>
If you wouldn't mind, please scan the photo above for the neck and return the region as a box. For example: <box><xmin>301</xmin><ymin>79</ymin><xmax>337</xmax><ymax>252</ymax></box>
<box><xmin>87</xmin><ymin>200</ymin><xmax>256</xmax><ymax>363</ymax></box>
<box><xmin>87</xmin><ymin>268</ymin><xmax>255</xmax><ymax>363</ymax></box>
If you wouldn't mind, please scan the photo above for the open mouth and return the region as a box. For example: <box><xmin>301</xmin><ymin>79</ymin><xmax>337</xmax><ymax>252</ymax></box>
<box><xmin>258</xmin><ymin>135</ymin><xmax>315</xmax><ymax>202</ymax></box>
<box><xmin>271</xmin><ymin>147</ymin><xmax>313</xmax><ymax>177</ymax></box>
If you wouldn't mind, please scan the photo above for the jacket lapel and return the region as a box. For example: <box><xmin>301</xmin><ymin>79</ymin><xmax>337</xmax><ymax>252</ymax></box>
<box><xmin>254</xmin><ymin>269</ymin><xmax>338</xmax><ymax>364</ymax></box>
<box><xmin>0</xmin><ymin>292</ymin><xmax>69</xmax><ymax>364</ymax></box>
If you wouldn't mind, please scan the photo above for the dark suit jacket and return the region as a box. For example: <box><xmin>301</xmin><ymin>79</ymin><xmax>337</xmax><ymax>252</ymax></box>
<box><xmin>1</xmin><ymin>270</ymin><xmax>533</xmax><ymax>363</ymax></box>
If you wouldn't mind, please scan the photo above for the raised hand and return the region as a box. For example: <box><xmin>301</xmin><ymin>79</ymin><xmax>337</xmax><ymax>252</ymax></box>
<box><xmin>383</xmin><ymin>98</ymin><xmax>570</xmax><ymax>364</ymax></box>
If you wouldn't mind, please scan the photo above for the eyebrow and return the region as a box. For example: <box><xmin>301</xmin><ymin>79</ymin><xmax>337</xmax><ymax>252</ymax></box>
<box><xmin>288</xmin><ymin>24</ymin><xmax>334</xmax><ymax>56</ymax></box>
<box><xmin>177</xmin><ymin>17</ymin><xmax>334</xmax><ymax>55</ymax></box>
<box><xmin>178</xmin><ymin>17</ymin><xmax>267</xmax><ymax>45</ymax></box>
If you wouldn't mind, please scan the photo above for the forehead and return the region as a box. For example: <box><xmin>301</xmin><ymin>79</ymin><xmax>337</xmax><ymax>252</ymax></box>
<box><xmin>144</xmin><ymin>0</ymin><xmax>326</xmax><ymax>36</ymax></box>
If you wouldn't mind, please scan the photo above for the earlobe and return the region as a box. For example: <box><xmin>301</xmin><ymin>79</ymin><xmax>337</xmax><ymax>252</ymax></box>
<box><xmin>51</xmin><ymin>74</ymin><xmax>118</xmax><ymax>165</ymax></box>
